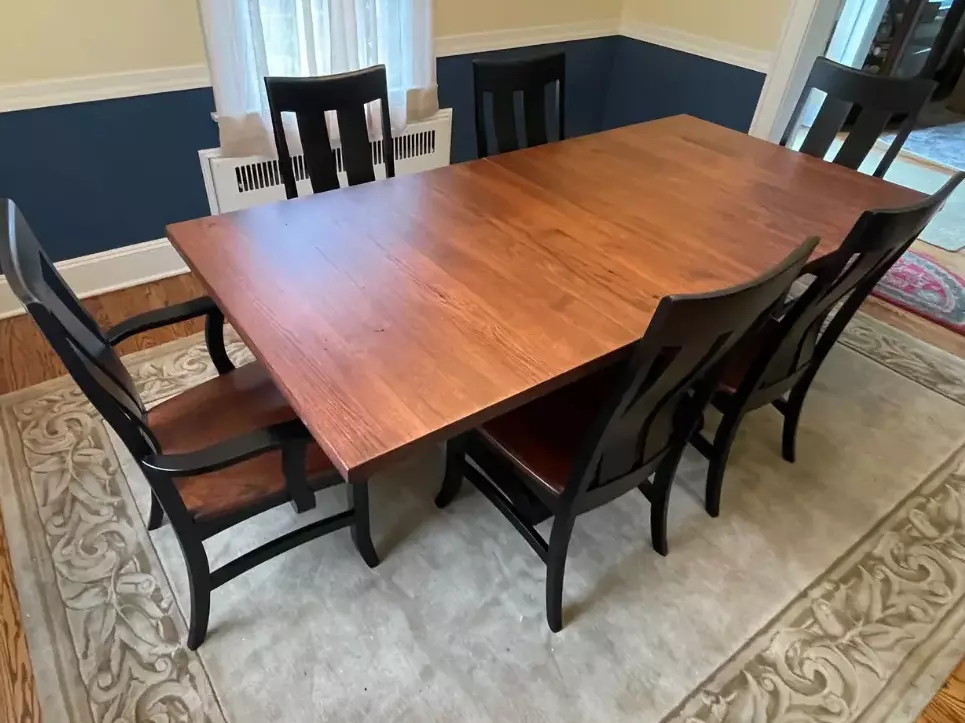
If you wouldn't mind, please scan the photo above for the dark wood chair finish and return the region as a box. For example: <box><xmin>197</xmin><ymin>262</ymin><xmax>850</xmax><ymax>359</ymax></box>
<box><xmin>473</xmin><ymin>52</ymin><xmax>565</xmax><ymax>158</ymax></box>
<box><xmin>0</xmin><ymin>199</ymin><xmax>379</xmax><ymax>649</ymax></box>
<box><xmin>265</xmin><ymin>65</ymin><xmax>396</xmax><ymax>198</ymax></box>
<box><xmin>781</xmin><ymin>56</ymin><xmax>936</xmax><ymax>177</ymax></box>
<box><xmin>693</xmin><ymin>171</ymin><xmax>965</xmax><ymax>517</ymax></box>
<box><xmin>435</xmin><ymin>238</ymin><xmax>817</xmax><ymax>632</ymax></box>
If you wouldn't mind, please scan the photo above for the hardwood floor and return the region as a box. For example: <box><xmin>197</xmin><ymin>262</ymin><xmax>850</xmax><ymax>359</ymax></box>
<box><xmin>0</xmin><ymin>270</ymin><xmax>963</xmax><ymax>722</ymax></box>
<box><xmin>0</xmin><ymin>273</ymin><xmax>206</xmax><ymax>395</ymax></box>
<box><xmin>921</xmin><ymin>658</ymin><xmax>965</xmax><ymax>723</ymax></box>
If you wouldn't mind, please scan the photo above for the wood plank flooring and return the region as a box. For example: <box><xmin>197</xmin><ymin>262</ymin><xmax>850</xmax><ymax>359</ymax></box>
<box><xmin>921</xmin><ymin>658</ymin><xmax>965</xmax><ymax>723</ymax></box>
<box><xmin>0</xmin><ymin>273</ymin><xmax>206</xmax><ymax>395</ymax></box>
<box><xmin>0</xmin><ymin>269</ymin><xmax>962</xmax><ymax>722</ymax></box>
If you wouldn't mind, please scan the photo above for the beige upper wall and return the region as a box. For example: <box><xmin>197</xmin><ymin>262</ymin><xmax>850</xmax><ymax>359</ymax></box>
<box><xmin>436</xmin><ymin>0</ymin><xmax>621</xmax><ymax>36</ymax></box>
<box><xmin>0</xmin><ymin>0</ymin><xmax>783</xmax><ymax>86</ymax></box>
<box><xmin>0</xmin><ymin>0</ymin><xmax>622</xmax><ymax>85</ymax></box>
<box><xmin>0</xmin><ymin>0</ymin><xmax>207</xmax><ymax>85</ymax></box>
<box><xmin>621</xmin><ymin>0</ymin><xmax>790</xmax><ymax>52</ymax></box>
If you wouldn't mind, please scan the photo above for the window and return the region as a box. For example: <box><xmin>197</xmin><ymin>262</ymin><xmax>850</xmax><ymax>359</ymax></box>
<box><xmin>198</xmin><ymin>0</ymin><xmax>436</xmax><ymax>157</ymax></box>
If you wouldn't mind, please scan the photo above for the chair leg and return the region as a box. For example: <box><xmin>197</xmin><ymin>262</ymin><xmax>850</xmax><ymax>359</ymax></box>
<box><xmin>147</xmin><ymin>492</ymin><xmax>164</xmax><ymax>531</ymax></box>
<box><xmin>183</xmin><ymin>540</ymin><xmax>211</xmax><ymax>650</ymax></box>
<box><xmin>705</xmin><ymin>409</ymin><xmax>744</xmax><ymax>519</ymax></box>
<box><xmin>435</xmin><ymin>435</ymin><xmax>467</xmax><ymax>509</ymax></box>
<box><xmin>545</xmin><ymin>512</ymin><xmax>576</xmax><ymax>633</ymax></box>
<box><xmin>349</xmin><ymin>483</ymin><xmax>380</xmax><ymax>568</ymax></box>
<box><xmin>204</xmin><ymin>307</ymin><xmax>235</xmax><ymax>376</ymax></box>
<box><xmin>781</xmin><ymin>379</ymin><xmax>811</xmax><ymax>464</ymax></box>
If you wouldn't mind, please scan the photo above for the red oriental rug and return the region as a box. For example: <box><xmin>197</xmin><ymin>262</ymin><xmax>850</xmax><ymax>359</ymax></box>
<box><xmin>872</xmin><ymin>250</ymin><xmax>965</xmax><ymax>335</ymax></box>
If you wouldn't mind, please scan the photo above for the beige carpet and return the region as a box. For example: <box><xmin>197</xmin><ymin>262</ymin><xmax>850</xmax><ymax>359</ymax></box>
<box><xmin>4</xmin><ymin>313</ymin><xmax>965</xmax><ymax>722</ymax></box>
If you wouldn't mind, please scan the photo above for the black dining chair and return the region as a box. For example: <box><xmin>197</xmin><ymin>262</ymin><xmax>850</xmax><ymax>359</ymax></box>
<box><xmin>473</xmin><ymin>52</ymin><xmax>566</xmax><ymax>158</ymax></box>
<box><xmin>693</xmin><ymin>171</ymin><xmax>965</xmax><ymax>518</ymax></box>
<box><xmin>781</xmin><ymin>57</ymin><xmax>936</xmax><ymax>178</ymax></box>
<box><xmin>265</xmin><ymin>65</ymin><xmax>396</xmax><ymax>198</ymax></box>
<box><xmin>435</xmin><ymin>238</ymin><xmax>817</xmax><ymax>632</ymax></box>
<box><xmin>0</xmin><ymin>199</ymin><xmax>379</xmax><ymax>649</ymax></box>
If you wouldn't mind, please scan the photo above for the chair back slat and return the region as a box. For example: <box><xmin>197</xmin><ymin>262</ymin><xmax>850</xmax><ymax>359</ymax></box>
<box><xmin>294</xmin><ymin>111</ymin><xmax>340</xmax><ymax>194</ymax></box>
<box><xmin>781</xmin><ymin>57</ymin><xmax>936</xmax><ymax>177</ymax></box>
<box><xmin>568</xmin><ymin>238</ymin><xmax>818</xmax><ymax>498</ymax></box>
<box><xmin>265</xmin><ymin>65</ymin><xmax>395</xmax><ymax>198</ymax></box>
<box><xmin>523</xmin><ymin>89</ymin><xmax>549</xmax><ymax>147</ymax></box>
<box><xmin>491</xmin><ymin>91</ymin><xmax>520</xmax><ymax>153</ymax></box>
<box><xmin>337</xmin><ymin>104</ymin><xmax>378</xmax><ymax>186</ymax></box>
<box><xmin>755</xmin><ymin>172</ymin><xmax>964</xmax><ymax>394</ymax></box>
<box><xmin>473</xmin><ymin>53</ymin><xmax>565</xmax><ymax>158</ymax></box>
<box><xmin>798</xmin><ymin>95</ymin><xmax>852</xmax><ymax>161</ymax></box>
<box><xmin>833</xmin><ymin>107</ymin><xmax>893</xmax><ymax>170</ymax></box>
<box><xmin>0</xmin><ymin>200</ymin><xmax>156</xmax><ymax>457</ymax></box>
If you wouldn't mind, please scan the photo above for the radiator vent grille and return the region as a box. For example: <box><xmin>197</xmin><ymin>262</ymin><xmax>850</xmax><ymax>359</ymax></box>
<box><xmin>200</xmin><ymin>109</ymin><xmax>451</xmax><ymax>215</ymax></box>
<box><xmin>233</xmin><ymin>129</ymin><xmax>437</xmax><ymax>194</ymax></box>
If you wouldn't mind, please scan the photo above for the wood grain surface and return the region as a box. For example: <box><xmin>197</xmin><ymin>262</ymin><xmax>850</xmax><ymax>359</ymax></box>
<box><xmin>168</xmin><ymin>115</ymin><xmax>923</xmax><ymax>481</ymax></box>
<box><xmin>0</xmin><ymin>505</ymin><xmax>38</xmax><ymax>723</ymax></box>
<box><xmin>919</xmin><ymin>657</ymin><xmax>965</xmax><ymax>723</ymax></box>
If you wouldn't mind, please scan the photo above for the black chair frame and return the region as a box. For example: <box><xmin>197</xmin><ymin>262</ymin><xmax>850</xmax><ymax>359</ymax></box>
<box><xmin>266</xmin><ymin>65</ymin><xmax>396</xmax><ymax>198</ymax></box>
<box><xmin>781</xmin><ymin>56</ymin><xmax>937</xmax><ymax>177</ymax></box>
<box><xmin>473</xmin><ymin>52</ymin><xmax>566</xmax><ymax>158</ymax></box>
<box><xmin>692</xmin><ymin>172</ymin><xmax>965</xmax><ymax>517</ymax></box>
<box><xmin>436</xmin><ymin>238</ymin><xmax>817</xmax><ymax>631</ymax></box>
<box><xmin>0</xmin><ymin>199</ymin><xmax>378</xmax><ymax>649</ymax></box>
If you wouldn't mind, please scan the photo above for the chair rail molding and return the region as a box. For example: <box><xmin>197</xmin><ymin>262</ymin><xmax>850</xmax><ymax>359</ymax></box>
<box><xmin>435</xmin><ymin>19</ymin><xmax>622</xmax><ymax>57</ymax></box>
<box><xmin>0</xmin><ymin>66</ymin><xmax>213</xmax><ymax>113</ymax></box>
<box><xmin>0</xmin><ymin>239</ymin><xmax>188</xmax><ymax>319</ymax></box>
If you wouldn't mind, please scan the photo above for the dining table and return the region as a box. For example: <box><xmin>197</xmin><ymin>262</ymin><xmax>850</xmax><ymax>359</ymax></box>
<box><xmin>166</xmin><ymin>114</ymin><xmax>923</xmax><ymax>484</ymax></box>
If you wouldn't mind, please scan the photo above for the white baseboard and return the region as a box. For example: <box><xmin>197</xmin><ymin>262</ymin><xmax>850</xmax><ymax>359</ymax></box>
<box><xmin>0</xmin><ymin>238</ymin><xmax>189</xmax><ymax>320</ymax></box>
<box><xmin>436</xmin><ymin>19</ymin><xmax>621</xmax><ymax>57</ymax></box>
<box><xmin>620</xmin><ymin>20</ymin><xmax>774</xmax><ymax>74</ymax></box>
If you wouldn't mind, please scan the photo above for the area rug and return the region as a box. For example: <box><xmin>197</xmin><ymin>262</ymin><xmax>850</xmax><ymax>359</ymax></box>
<box><xmin>873</xmin><ymin>250</ymin><xmax>965</xmax><ymax>334</ymax></box>
<box><xmin>5</xmin><ymin>314</ymin><xmax>965</xmax><ymax>722</ymax></box>
<box><xmin>893</xmin><ymin>120</ymin><xmax>965</xmax><ymax>172</ymax></box>
<box><xmin>878</xmin><ymin>147</ymin><xmax>965</xmax><ymax>252</ymax></box>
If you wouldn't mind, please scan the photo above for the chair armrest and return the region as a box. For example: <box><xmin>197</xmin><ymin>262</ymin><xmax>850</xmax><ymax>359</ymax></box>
<box><xmin>105</xmin><ymin>296</ymin><xmax>221</xmax><ymax>346</ymax></box>
<box><xmin>141</xmin><ymin>419</ymin><xmax>311</xmax><ymax>477</ymax></box>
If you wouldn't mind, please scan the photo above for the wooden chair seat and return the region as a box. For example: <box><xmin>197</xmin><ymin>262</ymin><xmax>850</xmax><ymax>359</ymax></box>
<box><xmin>479</xmin><ymin>371</ymin><xmax>615</xmax><ymax>494</ymax></box>
<box><xmin>148</xmin><ymin>361</ymin><xmax>334</xmax><ymax>522</ymax></box>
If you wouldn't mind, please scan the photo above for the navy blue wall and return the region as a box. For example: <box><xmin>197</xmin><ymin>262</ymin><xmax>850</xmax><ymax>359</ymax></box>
<box><xmin>0</xmin><ymin>36</ymin><xmax>765</xmax><ymax>262</ymax></box>
<box><xmin>603</xmin><ymin>37</ymin><xmax>765</xmax><ymax>133</ymax></box>
<box><xmin>0</xmin><ymin>88</ymin><xmax>218</xmax><ymax>262</ymax></box>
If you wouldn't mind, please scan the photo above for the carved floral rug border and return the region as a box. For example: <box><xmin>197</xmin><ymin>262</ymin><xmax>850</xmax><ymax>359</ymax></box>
<box><xmin>1</xmin><ymin>312</ymin><xmax>964</xmax><ymax>723</ymax></box>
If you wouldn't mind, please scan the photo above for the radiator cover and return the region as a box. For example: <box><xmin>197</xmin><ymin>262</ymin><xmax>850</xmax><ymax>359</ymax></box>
<box><xmin>199</xmin><ymin>109</ymin><xmax>452</xmax><ymax>214</ymax></box>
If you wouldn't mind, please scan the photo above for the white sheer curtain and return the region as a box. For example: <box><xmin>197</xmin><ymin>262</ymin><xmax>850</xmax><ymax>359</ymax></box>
<box><xmin>198</xmin><ymin>0</ymin><xmax>437</xmax><ymax>157</ymax></box>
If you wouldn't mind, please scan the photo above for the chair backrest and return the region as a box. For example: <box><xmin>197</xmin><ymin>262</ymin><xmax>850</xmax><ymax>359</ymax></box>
<box><xmin>265</xmin><ymin>65</ymin><xmax>396</xmax><ymax>198</ymax></box>
<box><xmin>747</xmin><ymin>171</ymin><xmax>965</xmax><ymax>398</ymax></box>
<box><xmin>780</xmin><ymin>57</ymin><xmax>936</xmax><ymax>177</ymax></box>
<box><xmin>473</xmin><ymin>53</ymin><xmax>566</xmax><ymax>159</ymax></box>
<box><xmin>0</xmin><ymin>199</ymin><xmax>156</xmax><ymax>459</ymax></box>
<box><xmin>567</xmin><ymin>237</ymin><xmax>818</xmax><ymax>498</ymax></box>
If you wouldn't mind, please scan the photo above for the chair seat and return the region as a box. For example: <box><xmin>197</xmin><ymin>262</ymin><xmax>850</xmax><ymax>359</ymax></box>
<box><xmin>479</xmin><ymin>370</ymin><xmax>616</xmax><ymax>495</ymax></box>
<box><xmin>147</xmin><ymin>361</ymin><xmax>334</xmax><ymax>522</ymax></box>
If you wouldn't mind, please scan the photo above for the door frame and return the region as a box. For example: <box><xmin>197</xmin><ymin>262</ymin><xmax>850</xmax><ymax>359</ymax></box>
<box><xmin>749</xmin><ymin>0</ymin><xmax>846</xmax><ymax>140</ymax></box>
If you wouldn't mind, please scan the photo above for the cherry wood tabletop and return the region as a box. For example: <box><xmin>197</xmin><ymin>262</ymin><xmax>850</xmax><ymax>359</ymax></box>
<box><xmin>167</xmin><ymin>114</ymin><xmax>923</xmax><ymax>481</ymax></box>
